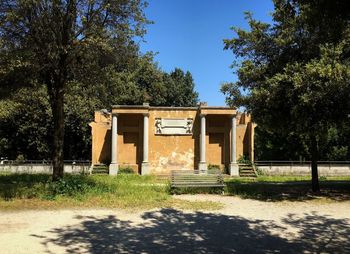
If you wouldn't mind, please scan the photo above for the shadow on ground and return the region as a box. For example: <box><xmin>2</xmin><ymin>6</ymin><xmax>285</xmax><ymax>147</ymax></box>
<box><xmin>32</xmin><ymin>208</ymin><xmax>350</xmax><ymax>253</ymax></box>
<box><xmin>225</xmin><ymin>181</ymin><xmax>350</xmax><ymax>202</ymax></box>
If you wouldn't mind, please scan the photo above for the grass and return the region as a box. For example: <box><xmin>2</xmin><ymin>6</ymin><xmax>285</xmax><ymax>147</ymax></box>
<box><xmin>225</xmin><ymin>175</ymin><xmax>350</xmax><ymax>201</ymax></box>
<box><xmin>1</xmin><ymin>173</ymin><xmax>349</xmax><ymax>210</ymax></box>
<box><xmin>0</xmin><ymin>173</ymin><xmax>222</xmax><ymax>211</ymax></box>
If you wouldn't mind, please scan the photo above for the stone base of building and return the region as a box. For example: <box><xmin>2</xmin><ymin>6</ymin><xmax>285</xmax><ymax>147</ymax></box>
<box><xmin>198</xmin><ymin>162</ymin><xmax>207</xmax><ymax>173</ymax></box>
<box><xmin>141</xmin><ymin>162</ymin><xmax>150</xmax><ymax>175</ymax></box>
<box><xmin>229</xmin><ymin>163</ymin><xmax>239</xmax><ymax>176</ymax></box>
<box><xmin>109</xmin><ymin>163</ymin><xmax>119</xmax><ymax>175</ymax></box>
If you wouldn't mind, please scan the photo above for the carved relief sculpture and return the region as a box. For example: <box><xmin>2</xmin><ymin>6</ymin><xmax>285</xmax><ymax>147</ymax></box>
<box><xmin>155</xmin><ymin>118</ymin><xmax>162</xmax><ymax>134</ymax></box>
<box><xmin>155</xmin><ymin>118</ymin><xmax>193</xmax><ymax>135</ymax></box>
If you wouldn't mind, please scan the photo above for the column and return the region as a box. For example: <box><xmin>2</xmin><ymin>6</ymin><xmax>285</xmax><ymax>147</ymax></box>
<box><xmin>229</xmin><ymin>114</ymin><xmax>239</xmax><ymax>176</ymax></box>
<box><xmin>198</xmin><ymin>114</ymin><xmax>207</xmax><ymax>172</ymax></box>
<box><xmin>141</xmin><ymin>113</ymin><xmax>150</xmax><ymax>175</ymax></box>
<box><xmin>109</xmin><ymin>113</ymin><xmax>119</xmax><ymax>175</ymax></box>
<box><xmin>231</xmin><ymin>115</ymin><xmax>237</xmax><ymax>164</ymax></box>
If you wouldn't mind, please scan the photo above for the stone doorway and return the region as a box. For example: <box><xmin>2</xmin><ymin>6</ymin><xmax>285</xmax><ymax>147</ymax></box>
<box><xmin>119</xmin><ymin>132</ymin><xmax>140</xmax><ymax>171</ymax></box>
<box><xmin>207</xmin><ymin>133</ymin><xmax>225</xmax><ymax>166</ymax></box>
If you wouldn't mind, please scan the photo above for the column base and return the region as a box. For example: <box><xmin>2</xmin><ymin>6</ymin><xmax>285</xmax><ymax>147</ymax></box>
<box><xmin>198</xmin><ymin>162</ymin><xmax>207</xmax><ymax>174</ymax></box>
<box><xmin>229</xmin><ymin>163</ymin><xmax>239</xmax><ymax>176</ymax></box>
<box><xmin>141</xmin><ymin>162</ymin><xmax>150</xmax><ymax>175</ymax></box>
<box><xmin>109</xmin><ymin>163</ymin><xmax>119</xmax><ymax>175</ymax></box>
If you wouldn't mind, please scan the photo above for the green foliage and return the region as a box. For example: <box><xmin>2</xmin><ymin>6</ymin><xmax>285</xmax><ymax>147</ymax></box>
<box><xmin>224</xmin><ymin>176</ymin><xmax>350</xmax><ymax>201</ymax></box>
<box><xmin>15</xmin><ymin>154</ymin><xmax>25</xmax><ymax>162</ymax></box>
<box><xmin>254</xmin><ymin>126</ymin><xmax>307</xmax><ymax>161</ymax></box>
<box><xmin>0</xmin><ymin>3</ymin><xmax>198</xmax><ymax>161</ymax></box>
<box><xmin>0</xmin><ymin>0</ymin><xmax>152</xmax><ymax>179</ymax></box>
<box><xmin>207</xmin><ymin>164</ymin><xmax>220</xmax><ymax>170</ymax></box>
<box><xmin>163</xmin><ymin>68</ymin><xmax>199</xmax><ymax>107</ymax></box>
<box><xmin>255</xmin><ymin>167</ymin><xmax>264</xmax><ymax>176</ymax></box>
<box><xmin>223</xmin><ymin>0</ymin><xmax>350</xmax><ymax>164</ymax></box>
<box><xmin>237</xmin><ymin>155</ymin><xmax>252</xmax><ymax>165</ymax></box>
<box><xmin>47</xmin><ymin>176</ymin><xmax>95</xmax><ymax>198</ymax></box>
<box><xmin>0</xmin><ymin>62</ymin><xmax>199</xmax><ymax>160</ymax></box>
<box><xmin>0</xmin><ymin>87</ymin><xmax>52</xmax><ymax>159</ymax></box>
<box><xmin>118</xmin><ymin>167</ymin><xmax>135</xmax><ymax>174</ymax></box>
<box><xmin>0</xmin><ymin>174</ymin><xmax>221</xmax><ymax>210</ymax></box>
<box><xmin>319</xmin><ymin>176</ymin><xmax>327</xmax><ymax>181</ymax></box>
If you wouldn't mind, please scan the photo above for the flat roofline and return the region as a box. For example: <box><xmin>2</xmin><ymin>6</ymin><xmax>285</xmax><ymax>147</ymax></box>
<box><xmin>112</xmin><ymin>105</ymin><xmax>149</xmax><ymax>109</ymax></box>
<box><xmin>111</xmin><ymin>105</ymin><xmax>235</xmax><ymax>110</ymax></box>
<box><xmin>200</xmin><ymin>106</ymin><xmax>236</xmax><ymax>110</ymax></box>
<box><xmin>150</xmin><ymin>106</ymin><xmax>197</xmax><ymax>110</ymax></box>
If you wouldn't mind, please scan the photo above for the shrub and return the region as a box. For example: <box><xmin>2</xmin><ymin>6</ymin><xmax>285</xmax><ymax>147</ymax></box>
<box><xmin>48</xmin><ymin>175</ymin><xmax>95</xmax><ymax>197</ymax></box>
<box><xmin>237</xmin><ymin>155</ymin><xmax>252</xmax><ymax>165</ymax></box>
<box><xmin>119</xmin><ymin>166</ymin><xmax>135</xmax><ymax>174</ymax></box>
<box><xmin>255</xmin><ymin>167</ymin><xmax>264</xmax><ymax>176</ymax></box>
<box><xmin>208</xmin><ymin>164</ymin><xmax>220</xmax><ymax>170</ymax></box>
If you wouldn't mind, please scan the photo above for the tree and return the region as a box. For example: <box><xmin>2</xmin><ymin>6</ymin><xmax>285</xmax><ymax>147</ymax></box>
<box><xmin>0</xmin><ymin>55</ymin><xmax>199</xmax><ymax>162</ymax></box>
<box><xmin>164</xmin><ymin>68</ymin><xmax>199</xmax><ymax>107</ymax></box>
<box><xmin>0</xmin><ymin>0</ymin><xmax>149</xmax><ymax>180</ymax></box>
<box><xmin>0</xmin><ymin>86</ymin><xmax>52</xmax><ymax>160</ymax></box>
<box><xmin>222</xmin><ymin>0</ymin><xmax>350</xmax><ymax>191</ymax></box>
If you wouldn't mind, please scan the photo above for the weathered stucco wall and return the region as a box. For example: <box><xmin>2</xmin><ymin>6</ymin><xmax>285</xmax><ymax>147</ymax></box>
<box><xmin>89</xmin><ymin>112</ymin><xmax>111</xmax><ymax>165</ymax></box>
<box><xmin>149</xmin><ymin>109</ymin><xmax>197</xmax><ymax>174</ymax></box>
<box><xmin>90</xmin><ymin>107</ymin><xmax>255</xmax><ymax>174</ymax></box>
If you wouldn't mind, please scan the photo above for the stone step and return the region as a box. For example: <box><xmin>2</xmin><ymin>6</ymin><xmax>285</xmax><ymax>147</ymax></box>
<box><xmin>238</xmin><ymin>165</ymin><xmax>257</xmax><ymax>177</ymax></box>
<box><xmin>92</xmin><ymin>165</ymin><xmax>109</xmax><ymax>175</ymax></box>
<box><xmin>239</xmin><ymin>166</ymin><xmax>253</xmax><ymax>169</ymax></box>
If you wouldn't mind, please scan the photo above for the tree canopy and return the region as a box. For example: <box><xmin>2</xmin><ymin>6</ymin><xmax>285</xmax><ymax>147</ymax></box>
<box><xmin>0</xmin><ymin>0</ymin><xmax>198</xmax><ymax>179</ymax></box>
<box><xmin>0</xmin><ymin>60</ymin><xmax>198</xmax><ymax>161</ymax></box>
<box><xmin>222</xmin><ymin>0</ymin><xmax>350</xmax><ymax>191</ymax></box>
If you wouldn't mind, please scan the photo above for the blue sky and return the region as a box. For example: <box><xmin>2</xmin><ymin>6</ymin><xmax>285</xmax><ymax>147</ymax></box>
<box><xmin>140</xmin><ymin>0</ymin><xmax>274</xmax><ymax>106</ymax></box>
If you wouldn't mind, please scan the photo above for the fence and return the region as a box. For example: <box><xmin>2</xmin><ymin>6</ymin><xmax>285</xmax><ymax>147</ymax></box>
<box><xmin>0</xmin><ymin>160</ymin><xmax>91</xmax><ymax>174</ymax></box>
<box><xmin>255</xmin><ymin>161</ymin><xmax>350</xmax><ymax>176</ymax></box>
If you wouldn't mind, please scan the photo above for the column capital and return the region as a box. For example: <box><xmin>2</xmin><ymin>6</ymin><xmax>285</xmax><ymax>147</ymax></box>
<box><xmin>143</xmin><ymin>113</ymin><xmax>150</xmax><ymax>117</ymax></box>
<box><xmin>199</xmin><ymin>113</ymin><xmax>206</xmax><ymax>117</ymax></box>
<box><xmin>112</xmin><ymin>113</ymin><xmax>119</xmax><ymax>116</ymax></box>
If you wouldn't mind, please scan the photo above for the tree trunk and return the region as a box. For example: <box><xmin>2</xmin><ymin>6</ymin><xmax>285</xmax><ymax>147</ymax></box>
<box><xmin>310</xmin><ymin>135</ymin><xmax>320</xmax><ymax>192</ymax></box>
<box><xmin>51</xmin><ymin>86</ymin><xmax>65</xmax><ymax>181</ymax></box>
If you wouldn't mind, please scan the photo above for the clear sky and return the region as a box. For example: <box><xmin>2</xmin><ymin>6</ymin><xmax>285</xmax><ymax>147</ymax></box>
<box><xmin>140</xmin><ymin>0</ymin><xmax>274</xmax><ymax>106</ymax></box>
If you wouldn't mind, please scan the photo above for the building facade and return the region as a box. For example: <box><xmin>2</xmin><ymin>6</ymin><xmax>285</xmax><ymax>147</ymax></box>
<box><xmin>89</xmin><ymin>103</ymin><xmax>255</xmax><ymax>176</ymax></box>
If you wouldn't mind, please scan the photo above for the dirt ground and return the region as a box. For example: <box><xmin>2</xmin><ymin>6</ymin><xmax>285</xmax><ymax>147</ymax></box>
<box><xmin>0</xmin><ymin>195</ymin><xmax>349</xmax><ymax>254</ymax></box>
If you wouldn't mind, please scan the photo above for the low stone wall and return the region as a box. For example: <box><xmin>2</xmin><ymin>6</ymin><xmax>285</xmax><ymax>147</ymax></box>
<box><xmin>257</xmin><ymin>164</ymin><xmax>350</xmax><ymax>176</ymax></box>
<box><xmin>0</xmin><ymin>164</ymin><xmax>90</xmax><ymax>174</ymax></box>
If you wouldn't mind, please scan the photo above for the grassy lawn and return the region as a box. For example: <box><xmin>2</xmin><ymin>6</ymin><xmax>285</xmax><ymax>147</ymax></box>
<box><xmin>225</xmin><ymin>176</ymin><xmax>350</xmax><ymax>201</ymax></box>
<box><xmin>1</xmin><ymin>173</ymin><xmax>349</xmax><ymax>210</ymax></box>
<box><xmin>0</xmin><ymin>174</ymin><xmax>222</xmax><ymax>211</ymax></box>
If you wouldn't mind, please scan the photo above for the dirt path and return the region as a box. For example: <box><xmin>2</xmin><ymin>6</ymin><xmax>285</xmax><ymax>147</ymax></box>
<box><xmin>1</xmin><ymin>196</ymin><xmax>349</xmax><ymax>253</ymax></box>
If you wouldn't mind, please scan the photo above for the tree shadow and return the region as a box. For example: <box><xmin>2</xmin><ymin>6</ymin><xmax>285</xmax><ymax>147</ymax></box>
<box><xmin>31</xmin><ymin>208</ymin><xmax>350</xmax><ymax>253</ymax></box>
<box><xmin>225</xmin><ymin>181</ymin><xmax>350</xmax><ymax>202</ymax></box>
<box><xmin>282</xmin><ymin>212</ymin><xmax>350</xmax><ymax>253</ymax></box>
